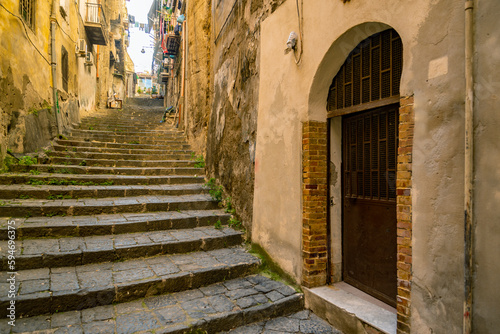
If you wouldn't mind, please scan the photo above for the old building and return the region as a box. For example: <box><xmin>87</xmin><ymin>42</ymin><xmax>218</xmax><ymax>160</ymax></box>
<box><xmin>0</xmin><ymin>0</ymin><xmax>133</xmax><ymax>167</ymax></box>
<box><xmin>178</xmin><ymin>0</ymin><xmax>500</xmax><ymax>333</ymax></box>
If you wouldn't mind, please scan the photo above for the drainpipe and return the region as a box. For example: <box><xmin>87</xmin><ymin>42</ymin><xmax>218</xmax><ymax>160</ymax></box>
<box><xmin>50</xmin><ymin>0</ymin><xmax>62</xmax><ymax>134</ymax></box>
<box><xmin>463</xmin><ymin>1</ymin><xmax>474</xmax><ymax>333</ymax></box>
<box><xmin>183</xmin><ymin>18</ymin><xmax>187</xmax><ymax>131</ymax></box>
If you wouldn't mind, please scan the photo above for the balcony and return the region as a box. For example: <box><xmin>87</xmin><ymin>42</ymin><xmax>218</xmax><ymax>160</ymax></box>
<box><xmin>84</xmin><ymin>3</ymin><xmax>108</xmax><ymax>45</ymax></box>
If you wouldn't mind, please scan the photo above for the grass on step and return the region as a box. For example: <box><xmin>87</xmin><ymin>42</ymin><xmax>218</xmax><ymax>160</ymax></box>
<box><xmin>27</xmin><ymin>178</ymin><xmax>114</xmax><ymax>186</ymax></box>
<box><xmin>249</xmin><ymin>243</ymin><xmax>303</xmax><ymax>293</ymax></box>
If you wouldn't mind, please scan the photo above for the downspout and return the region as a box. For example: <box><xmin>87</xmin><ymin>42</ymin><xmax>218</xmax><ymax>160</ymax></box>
<box><xmin>180</xmin><ymin>20</ymin><xmax>186</xmax><ymax>130</ymax></box>
<box><xmin>50</xmin><ymin>0</ymin><xmax>62</xmax><ymax>134</ymax></box>
<box><xmin>463</xmin><ymin>1</ymin><xmax>474</xmax><ymax>333</ymax></box>
<box><xmin>183</xmin><ymin>18</ymin><xmax>187</xmax><ymax>131</ymax></box>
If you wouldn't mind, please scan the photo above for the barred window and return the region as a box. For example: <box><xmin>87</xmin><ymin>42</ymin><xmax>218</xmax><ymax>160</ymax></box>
<box><xmin>19</xmin><ymin>0</ymin><xmax>35</xmax><ymax>29</ymax></box>
<box><xmin>61</xmin><ymin>46</ymin><xmax>69</xmax><ymax>92</ymax></box>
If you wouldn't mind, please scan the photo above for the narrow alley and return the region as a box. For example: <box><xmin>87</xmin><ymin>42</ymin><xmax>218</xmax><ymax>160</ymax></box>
<box><xmin>0</xmin><ymin>100</ymin><xmax>339</xmax><ymax>333</ymax></box>
<box><xmin>1</xmin><ymin>0</ymin><xmax>500</xmax><ymax>333</ymax></box>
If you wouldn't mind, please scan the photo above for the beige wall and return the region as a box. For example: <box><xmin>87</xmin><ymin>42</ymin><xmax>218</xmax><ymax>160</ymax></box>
<box><xmin>255</xmin><ymin>0</ymin><xmax>499</xmax><ymax>332</ymax></box>
<box><xmin>471</xmin><ymin>0</ymin><xmax>500</xmax><ymax>332</ymax></box>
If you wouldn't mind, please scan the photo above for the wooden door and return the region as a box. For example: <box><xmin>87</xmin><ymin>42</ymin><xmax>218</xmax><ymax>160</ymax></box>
<box><xmin>342</xmin><ymin>104</ymin><xmax>398</xmax><ymax>307</ymax></box>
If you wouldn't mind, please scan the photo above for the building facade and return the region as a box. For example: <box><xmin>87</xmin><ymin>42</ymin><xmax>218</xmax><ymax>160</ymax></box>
<box><xmin>0</xmin><ymin>0</ymin><xmax>132</xmax><ymax>167</ymax></box>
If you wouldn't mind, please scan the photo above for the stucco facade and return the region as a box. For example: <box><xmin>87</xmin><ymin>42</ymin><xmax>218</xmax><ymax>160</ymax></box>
<box><xmin>252</xmin><ymin>0</ymin><xmax>500</xmax><ymax>333</ymax></box>
<box><xmin>0</xmin><ymin>0</ymin><xmax>132</xmax><ymax>166</ymax></box>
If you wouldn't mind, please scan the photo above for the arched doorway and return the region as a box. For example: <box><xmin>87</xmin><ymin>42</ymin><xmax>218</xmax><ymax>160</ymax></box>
<box><xmin>328</xmin><ymin>28</ymin><xmax>403</xmax><ymax>307</ymax></box>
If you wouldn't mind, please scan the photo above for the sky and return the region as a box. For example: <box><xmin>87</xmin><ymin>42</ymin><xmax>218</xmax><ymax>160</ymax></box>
<box><xmin>126</xmin><ymin>0</ymin><xmax>155</xmax><ymax>73</ymax></box>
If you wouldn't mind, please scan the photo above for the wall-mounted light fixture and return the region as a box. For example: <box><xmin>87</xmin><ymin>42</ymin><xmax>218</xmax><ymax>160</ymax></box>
<box><xmin>284</xmin><ymin>31</ymin><xmax>298</xmax><ymax>55</ymax></box>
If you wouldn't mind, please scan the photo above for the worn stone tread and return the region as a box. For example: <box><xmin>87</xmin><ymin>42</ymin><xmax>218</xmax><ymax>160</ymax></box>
<box><xmin>52</xmin><ymin>143</ymin><xmax>193</xmax><ymax>155</ymax></box>
<box><xmin>10</xmin><ymin>164</ymin><xmax>204</xmax><ymax>176</ymax></box>
<box><xmin>0</xmin><ymin>226</ymin><xmax>243</xmax><ymax>270</ymax></box>
<box><xmin>0</xmin><ymin>210</ymin><xmax>230</xmax><ymax>239</ymax></box>
<box><xmin>220</xmin><ymin>310</ymin><xmax>343</xmax><ymax>334</ymax></box>
<box><xmin>0</xmin><ymin>194</ymin><xmax>219</xmax><ymax>217</ymax></box>
<box><xmin>0</xmin><ymin>183</ymin><xmax>207</xmax><ymax>199</ymax></box>
<box><xmin>47</xmin><ymin>157</ymin><xmax>197</xmax><ymax>168</ymax></box>
<box><xmin>49</xmin><ymin>150</ymin><xmax>193</xmax><ymax>161</ymax></box>
<box><xmin>55</xmin><ymin>139</ymin><xmax>191</xmax><ymax>150</ymax></box>
<box><xmin>0</xmin><ymin>173</ymin><xmax>204</xmax><ymax>186</ymax></box>
<box><xmin>0</xmin><ymin>275</ymin><xmax>303</xmax><ymax>334</ymax></box>
<box><xmin>0</xmin><ymin>247</ymin><xmax>261</xmax><ymax>318</ymax></box>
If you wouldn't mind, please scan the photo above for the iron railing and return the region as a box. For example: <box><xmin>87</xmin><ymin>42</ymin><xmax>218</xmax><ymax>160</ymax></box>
<box><xmin>85</xmin><ymin>3</ymin><xmax>108</xmax><ymax>31</ymax></box>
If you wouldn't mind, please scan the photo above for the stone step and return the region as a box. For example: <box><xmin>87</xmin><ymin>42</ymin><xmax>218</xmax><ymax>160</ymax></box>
<box><xmin>71</xmin><ymin>128</ymin><xmax>183</xmax><ymax>136</ymax></box>
<box><xmin>0</xmin><ymin>247</ymin><xmax>261</xmax><ymax>318</ymax></box>
<box><xmin>0</xmin><ymin>210</ymin><xmax>229</xmax><ymax>239</ymax></box>
<box><xmin>0</xmin><ymin>173</ymin><xmax>204</xmax><ymax>186</ymax></box>
<box><xmin>0</xmin><ymin>183</ymin><xmax>206</xmax><ymax>200</ymax></box>
<box><xmin>48</xmin><ymin>150</ymin><xmax>193</xmax><ymax>161</ymax></box>
<box><xmin>47</xmin><ymin>156</ymin><xmax>196</xmax><ymax>168</ymax></box>
<box><xmin>0</xmin><ymin>226</ymin><xmax>243</xmax><ymax>270</ymax></box>
<box><xmin>65</xmin><ymin>136</ymin><xmax>189</xmax><ymax>146</ymax></box>
<box><xmin>0</xmin><ymin>275</ymin><xmax>303</xmax><ymax>334</ymax></box>
<box><xmin>78</xmin><ymin>122</ymin><xmax>170</xmax><ymax>130</ymax></box>
<box><xmin>10</xmin><ymin>164</ymin><xmax>203</xmax><ymax>176</ymax></box>
<box><xmin>221</xmin><ymin>310</ymin><xmax>341</xmax><ymax>334</ymax></box>
<box><xmin>0</xmin><ymin>194</ymin><xmax>218</xmax><ymax>217</ymax></box>
<box><xmin>52</xmin><ymin>143</ymin><xmax>193</xmax><ymax>156</ymax></box>
<box><xmin>67</xmin><ymin>132</ymin><xmax>185</xmax><ymax>142</ymax></box>
<box><xmin>55</xmin><ymin>139</ymin><xmax>191</xmax><ymax>150</ymax></box>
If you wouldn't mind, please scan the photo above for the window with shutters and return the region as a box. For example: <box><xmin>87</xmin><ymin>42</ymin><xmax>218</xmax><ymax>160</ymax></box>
<box><xmin>327</xmin><ymin>29</ymin><xmax>403</xmax><ymax>116</ymax></box>
<box><xmin>61</xmin><ymin>46</ymin><xmax>69</xmax><ymax>92</ymax></box>
<box><xmin>19</xmin><ymin>0</ymin><xmax>35</xmax><ymax>29</ymax></box>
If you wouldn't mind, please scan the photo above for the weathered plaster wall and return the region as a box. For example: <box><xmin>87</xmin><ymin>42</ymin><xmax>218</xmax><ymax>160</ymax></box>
<box><xmin>254</xmin><ymin>0</ymin><xmax>485</xmax><ymax>332</ymax></box>
<box><xmin>0</xmin><ymin>0</ymin><xmax>58</xmax><ymax>163</ymax></box>
<box><xmin>472</xmin><ymin>0</ymin><xmax>500</xmax><ymax>332</ymax></box>
<box><xmin>204</xmin><ymin>0</ymin><xmax>286</xmax><ymax>233</ymax></box>
<box><xmin>185</xmin><ymin>0</ymin><xmax>211</xmax><ymax>154</ymax></box>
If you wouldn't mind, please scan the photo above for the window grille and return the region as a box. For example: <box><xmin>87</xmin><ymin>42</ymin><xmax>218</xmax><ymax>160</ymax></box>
<box><xmin>327</xmin><ymin>29</ymin><xmax>403</xmax><ymax>114</ymax></box>
<box><xmin>19</xmin><ymin>0</ymin><xmax>35</xmax><ymax>29</ymax></box>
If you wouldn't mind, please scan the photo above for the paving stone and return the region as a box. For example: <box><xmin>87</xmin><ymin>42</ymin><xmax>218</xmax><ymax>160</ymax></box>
<box><xmin>81</xmin><ymin>305</ymin><xmax>114</xmax><ymax>323</ymax></box>
<box><xmin>82</xmin><ymin>320</ymin><xmax>115</xmax><ymax>334</ymax></box>
<box><xmin>265</xmin><ymin>291</ymin><xmax>285</xmax><ymax>302</ymax></box>
<box><xmin>181</xmin><ymin>297</ymin><xmax>217</xmax><ymax>319</ymax></box>
<box><xmin>51</xmin><ymin>310</ymin><xmax>82</xmax><ymax>327</ymax></box>
<box><xmin>116</xmin><ymin>311</ymin><xmax>161</xmax><ymax>334</ymax></box>
<box><xmin>265</xmin><ymin>317</ymin><xmax>301</xmax><ymax>332</ymax></box>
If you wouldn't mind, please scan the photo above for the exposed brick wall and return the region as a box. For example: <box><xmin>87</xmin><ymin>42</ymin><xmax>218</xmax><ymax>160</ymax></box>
<box><xmin>302</xmin><ymin>121</ymin><xmax>328</xmax><ymax>288</ymax></box>
<box><xmin>396</xmin><ymin>96</ymin><xmax>414</xmax><ymax>334</ymax></box>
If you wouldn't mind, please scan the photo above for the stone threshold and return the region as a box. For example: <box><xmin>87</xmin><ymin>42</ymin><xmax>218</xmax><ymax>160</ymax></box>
<box><xmin>304</xmin><ymin>282</ymin><xmax>396</xmax><ymax>334</ymax></box>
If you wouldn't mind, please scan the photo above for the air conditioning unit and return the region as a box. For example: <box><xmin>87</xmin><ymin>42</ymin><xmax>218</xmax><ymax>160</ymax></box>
<box><xmin>76</xmin><ymin>39</ymin><xmax>87</xmax><ymax>56</ymax></box>
<box><xmin>85</xmin><ymin>52</ymin><xmax>93</xmax><ymax>66</ymax></box>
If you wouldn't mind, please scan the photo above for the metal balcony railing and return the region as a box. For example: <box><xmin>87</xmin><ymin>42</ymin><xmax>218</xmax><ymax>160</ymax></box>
<box><xmin>84</xmin><ymin>3</ymin><xmax>109</xmax><ymax>45</ymax></box>
<box><xmin>85</xmin><ymin>3</ymin><xmax>108</xmax><ymax>30</ymax></box>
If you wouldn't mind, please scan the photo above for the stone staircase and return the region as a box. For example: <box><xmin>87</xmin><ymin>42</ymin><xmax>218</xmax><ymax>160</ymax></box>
<box><xmin>0</xmin><ymin>104</ymin><xmax>337</xmax><ymax>333</ymax></box>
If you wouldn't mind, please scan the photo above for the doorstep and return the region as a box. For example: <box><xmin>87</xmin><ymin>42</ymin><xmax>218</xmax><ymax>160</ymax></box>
<box><xmin>304</xmin><ymin>282</ymin><xmax>397</xmax><ymax>334</ymax></box>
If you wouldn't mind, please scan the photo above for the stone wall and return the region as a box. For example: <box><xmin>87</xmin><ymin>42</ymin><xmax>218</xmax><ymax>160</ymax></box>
<box><xmin>184</xmin><ymin>0</ymin><xmax>285</xmax><ymax>233</ymax></box>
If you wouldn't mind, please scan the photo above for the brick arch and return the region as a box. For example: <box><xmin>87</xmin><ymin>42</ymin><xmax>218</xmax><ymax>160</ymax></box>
<box><xmin>302</xmin><ymin>23</ymin><xmax>414</xmax><ymax>334</ymax></box>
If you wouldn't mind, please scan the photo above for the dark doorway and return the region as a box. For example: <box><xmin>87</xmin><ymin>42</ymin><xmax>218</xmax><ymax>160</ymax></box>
<box><xmin>341</xmin><ymin>104</ymin><xmax>398</xmax><ymax>307</ymax></box>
